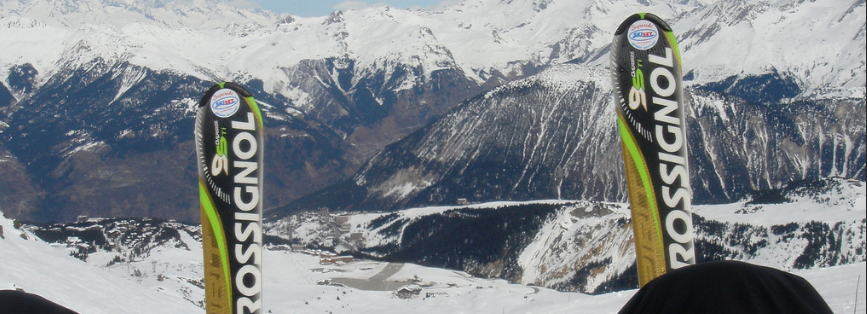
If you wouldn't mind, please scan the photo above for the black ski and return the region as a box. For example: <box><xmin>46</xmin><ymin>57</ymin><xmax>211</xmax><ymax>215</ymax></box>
<box><xmin>195</xmin><ymin>82</ymin><xmax>264</xmax><ymax>314</ymax></box>
<box><xmin>610</xmin><ymin>13</ymin><xmax>696</xmax><ymax>286</ymax></box>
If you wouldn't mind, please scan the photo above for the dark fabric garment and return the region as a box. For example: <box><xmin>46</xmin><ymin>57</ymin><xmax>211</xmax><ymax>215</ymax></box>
<box><xmin>618</xmin><ymin>261</ymin><xmax>833</xmax><ymax>314</ymax></box>
<box><xmin>0</xmin><ymin>290</ymin><xmax>78</xmax><ymax>314</ymax></box>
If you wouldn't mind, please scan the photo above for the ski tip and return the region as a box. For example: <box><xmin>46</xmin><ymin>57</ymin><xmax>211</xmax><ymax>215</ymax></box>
<box><xmin>198</xmin><ymin>83</ymin><xmax>223</xmax><ymax>108</ymax></box>
<box><xmin>614</xmin><ymin>13</ymin><xmax>672</xmax><ymax>35</ymax></box>
<box><xmin>197</xmin><ymin>82</ymin><xmax>255</xmax><ymax>109</ymax></box>
<box><xmin>221</xmin><ymin>82</ymin><xmax>254</xmax><ymax>98</ymax></box>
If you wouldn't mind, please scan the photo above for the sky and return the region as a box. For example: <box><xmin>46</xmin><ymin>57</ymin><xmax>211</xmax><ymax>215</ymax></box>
<box><xmin>250</xmin><ymin>0</ymin><xmax>457</xmax><ymax>17</ymax></box>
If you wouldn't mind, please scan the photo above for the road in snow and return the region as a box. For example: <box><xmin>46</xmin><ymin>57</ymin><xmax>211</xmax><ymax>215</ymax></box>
<box><xmin>331</xmin><ymin>263</ymin><xmax>412</xmax><ymax>291</ymax></box>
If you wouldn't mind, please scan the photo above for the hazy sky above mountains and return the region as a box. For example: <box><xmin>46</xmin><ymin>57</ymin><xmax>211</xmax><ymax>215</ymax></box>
<box><xmin>248</xmin><ymin>0</ymin><xmax>455</xmax><ymax>17</ymax></box>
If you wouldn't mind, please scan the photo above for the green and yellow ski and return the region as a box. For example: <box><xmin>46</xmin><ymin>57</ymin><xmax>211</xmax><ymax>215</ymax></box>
<box><xmin>196</xmin><ymin>82</ymin><xmax>264</xmax><ymax>313</ymax></box>
<box><xmin>610</xmin><ymin>13</ymin><xmax>696</xmax><ymax>287</ymax></box>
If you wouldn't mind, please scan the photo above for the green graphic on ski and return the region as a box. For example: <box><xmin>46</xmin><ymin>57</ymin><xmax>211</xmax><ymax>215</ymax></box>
<box><xmin>610</xmin><ymin>13</ymin><xmax>695</xmax><ymax>287</ymax></box>
<box><xmin>196</xmin><ymin>82</ymin><xmax>264</xmax><ymax>314</ymax></box>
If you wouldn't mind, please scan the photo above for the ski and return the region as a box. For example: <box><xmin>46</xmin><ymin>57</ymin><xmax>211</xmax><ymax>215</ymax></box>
<box><xmin>609</xmin><ymin>13</ymin><xmax>696</xmax><ymax>286</ymax></box>
<box><xmin>195</xmin><ymin>82</ymin><xmax>264</xmax><ymax>314</ymax></box>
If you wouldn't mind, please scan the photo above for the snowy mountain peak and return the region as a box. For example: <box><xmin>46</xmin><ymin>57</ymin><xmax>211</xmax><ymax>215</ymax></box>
<box><xmin>0</xmin><ymin>15</ymin><xmax>46</xmax><ymax>28</ymax></box>
<box><xmin>1</xmin><ymin>0</ymin><xmax>864</xmax><ymax>223</ymax></box>
<box><xmin>676</xmin><ymin>0</ymin><xmax>866</xmax><ymax>97</ymax></box>
<box><xmin>3</xmin><ymin>0</ymin><xmax>863</xmax><ymax>99</ymax></box>
<box><xmin>0</xmin><ymin>0</ymin><xmax>279</xmax><ymax>29</ymax></box>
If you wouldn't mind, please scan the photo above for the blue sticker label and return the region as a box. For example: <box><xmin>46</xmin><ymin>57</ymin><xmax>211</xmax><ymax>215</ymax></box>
<box><xmin>628</xmin><ymin>20</ymin><xmax>659</xmax><ymax>50</ymax></box>
<box><xmin>210</xmin><ymin>89</ymin><xmax>241</xmax><ymax>118</ymax></box>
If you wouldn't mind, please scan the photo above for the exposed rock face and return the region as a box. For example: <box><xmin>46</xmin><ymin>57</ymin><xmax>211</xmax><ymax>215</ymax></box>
<box><xmin>285</xmin><ymin>65</ymin><xmax>865</xmax><ymax>214</ymax></box>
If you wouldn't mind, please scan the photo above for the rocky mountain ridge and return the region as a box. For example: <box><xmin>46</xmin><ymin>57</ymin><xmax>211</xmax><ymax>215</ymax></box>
<box><xmin>1</xmin><ymin>0</ymin><xmax>864</xmax><ymax>221</ymax></box>
<box><xmin>285</xmin><ymin>63</ymin><xmax>865</xmax><ymax>214</ymax></box>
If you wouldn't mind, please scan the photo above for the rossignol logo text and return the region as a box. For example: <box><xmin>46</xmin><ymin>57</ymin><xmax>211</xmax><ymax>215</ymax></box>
<box><xmin>231</xmin><ymin>111</ymin><xmax>262</xmax><ymax>314</ymax></box>
<box><xmin>648</xmin><ymin>47</ymin><xmax>695</xmax><ymax>269</ymax></box>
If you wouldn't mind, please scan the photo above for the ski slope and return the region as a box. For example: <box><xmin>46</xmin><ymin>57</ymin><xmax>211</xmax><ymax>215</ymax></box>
<box><xmin>2</xmin><ymin>204</ymin><xmax>865</xmax><ymax>313</ymax></box>
<box><xmin>0</xmin><ymin>213</ymin><xmax>200</xmax><ymax>313</ymax></box>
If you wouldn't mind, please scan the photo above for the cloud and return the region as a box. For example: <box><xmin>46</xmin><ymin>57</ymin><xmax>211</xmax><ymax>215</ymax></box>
<box><xmin>333</xmin><ymin>1</ymin><xmax>374</xmax><ymax>10</ymax></box>
<box><xmin>402</xmin><ymin>0</ymin><xmax>461</xmax><ymax>10</ymax></box>
<box><xmin>163</xmin><ymin>0</ymin><xmax>261</xmax><ymax>11</ymax></box>
<box><xmin>331</xmin><ymin>1</ymin><xmax>457</xmax><ymax>13</ymax></box>
<box><xmin>225</xmin><ymin>0</ymin><xmax>260</xmax><ymax>10</ymax></box>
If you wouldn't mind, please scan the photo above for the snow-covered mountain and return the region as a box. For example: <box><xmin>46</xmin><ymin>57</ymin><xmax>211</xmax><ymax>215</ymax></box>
<box><xmin>1</xmin><ymin>1</ymin><xmax>863</xmax><ymax>311</ymax></box>
<box><xmin>3</xmin><ymin>0</ymin><xmax>861</xmax><ymax>100</ymax></box>
<box><xmin>286</xmin><ymin>63</ymin><xmax>864</xmax><ymax>213</ymax></box>
<box><xmin>0</xmin><ymin>211</ymin><xmax>201</xmax><ymax>313</ymax></box>
<box><xmin>275</xmin><ymin>178</ymin><xmax>866</xmax><ymax>293</ymax></box>
<box><xmin>1</xmin><ymin>0</ymin><xmax>864</xmax><ymax>222</ymax></box>
<box><xmin>5</xmin><ymin>177</ymin><xmax>865</xmax><ymax>312</ymax></box>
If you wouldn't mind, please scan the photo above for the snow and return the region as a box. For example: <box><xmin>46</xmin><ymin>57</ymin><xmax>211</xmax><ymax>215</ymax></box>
<box><xmin>2</xmin><ymin>185</ymin><xmax>867</xmax><ymax>313</ymax></box>
<box><xmin>1</xmin><ymin>210</ymin><xmax>864</xmax><ymax>313</ymax></box>
<box><xmin>62</xmin><ymin>140</ymin><xmax>106</xmax><ymax>157</ymax></box>
<box><xmin>517</xmin><ymin>202</ymin><xmax>635</xmax><ymax>290</ymax></box>
<box><xmin>0</xmin><ymin>0</ymin><xmax>865</xmax><ymax>312</ymax></box>
<box><xmin>3</xmin><ymin>0</ymin><xmax>862</xmax><ymax>100</ymax></box>
<box><xmin>695</xmin><ymin>180</ymin><xmax>866</xmax><ymax>225</ymax></box>
<box><xmin>383</xmin><ymin>180</ymin><xmax>434</xmax><ymax>199</ymax></box>
<box><xmin>258</xmin><ymin>251</ymin><xmax>636</xmax><ymax>314</ymax></box>
<box><xmin>0</xmin><ymin>214</ymin><xmax>201</xmax><ymax>314</ymax></box>
<box><xmin>674</xmin><ymin>0</ymin><xmax>866</xmax><ymax>97</ymax></box>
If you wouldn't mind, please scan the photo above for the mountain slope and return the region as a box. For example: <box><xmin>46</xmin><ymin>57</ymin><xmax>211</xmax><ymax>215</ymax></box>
<box><xmin>1</xmin><ymin>0</ymin><xmax>864</xmax><ymax>221</ymax></box>
<box><xmin>285</xmin><ymin>63</ymin><xmax>865</xmax><ymax>213</ymax></box>
<box><xmin>0</xmin><ymin>212</ymin><xmax>201</xmax><ymax>313</ymax></box>
<box><xmin>284</xmin><ymin>65</ymin><xmax>620</xmax><ymax>212</ymax></box>
<box><xmin>675</xmin><ymin>0</ymin><xmax>866</xmax><ymax>98</ymax></box>
<box><xmin>7</xmin><ymin>205</ymin><xmax>863</xmax><ymax>313</ymax></box>
<box><xmin>12</xmin><ymin>178</ymin><xmax>866</xmax><ymax>305</ymax></box>
<box><xmin>271</xmin><ymin>178</ymin><xmax>865</xmax><ymax>294</ymax></box>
